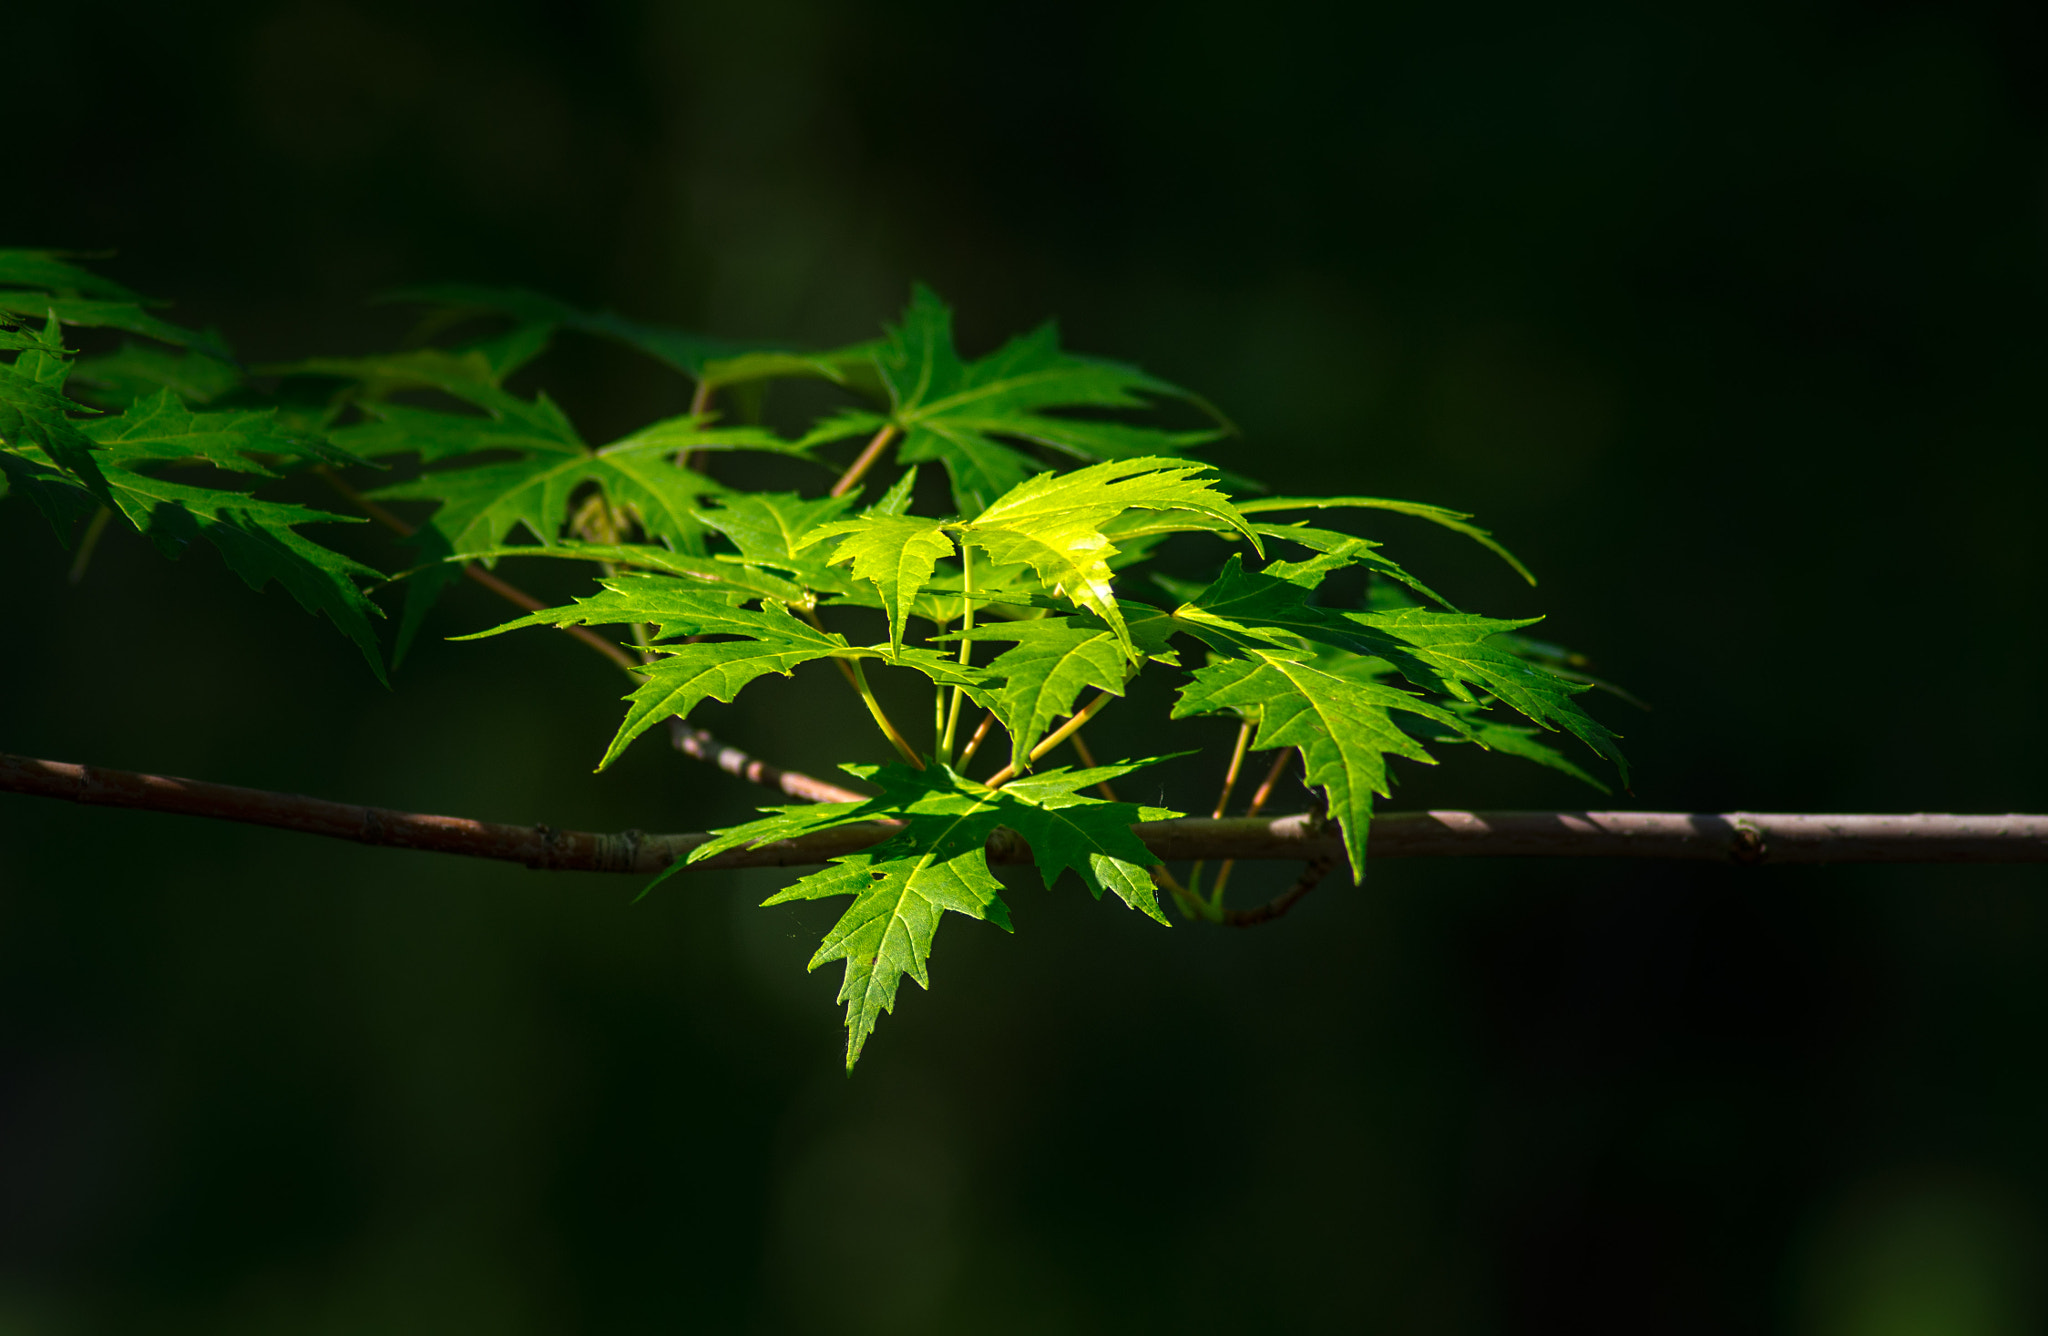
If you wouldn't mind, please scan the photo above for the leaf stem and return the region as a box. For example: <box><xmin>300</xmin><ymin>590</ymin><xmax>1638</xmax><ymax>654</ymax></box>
<box><xmin>828</xmin><ymin>422</ymin><xmax>899</xmax><ymax>497</ymax></box>
<box><xmin>67</xmin><ymin>506</ymin><xmax>114</xmax><ymax>584</ymax></box>
<box><xmin>683</xmin><ymin>381</ymin><xmax>713</xmax><ymax>473</ymax></box>
<box><xmin>956</xmin><ymin>711</ymin><xmax>996</xmax><ymax>768</ymax></box>
<box><xmin>1155</xmin><ymin>865</ymin><xmax>1212</xmax><ymax>922</ymax></box>
<box><xmin>1210</xmin><ymin>746</ymin><xmax>1295</xmax><ymax>905</ymax></box>
<box><xmin>314</xmin><ymin>463</ymin><xmax>414</xmax><ymax>535</ymax></box>
<box><xmin>984</xmin><ymin>691</ymin><xmax>1114</xmax><ymax>789</ymax></box>
<box><xmin>940</xmin><ymin>547</ymin><xmax>974</xmax><ymax>759</ymax></box>
<box><xmin>1188</xmin><ymin>720</ymin><xmax>1253</xmax><ymax>898</ymax></box>
<box><xmin>847</xmin><ymin>658</ymin><xmax>925</xmax><ymax>770</ymax></box>
<box><xmin>1065</xmin><ymin>731</ymin><xmax>1120</xmax><ymax>801</ymax></box>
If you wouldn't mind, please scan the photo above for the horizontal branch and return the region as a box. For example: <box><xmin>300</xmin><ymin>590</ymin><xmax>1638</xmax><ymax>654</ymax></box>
<box><xmin>5</xmin><ymin>753</ymin><xmax>2046</xmax><ymax>878</ymax></box>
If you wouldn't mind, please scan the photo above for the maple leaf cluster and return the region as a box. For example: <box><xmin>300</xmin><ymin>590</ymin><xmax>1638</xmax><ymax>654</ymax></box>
<box><xmin>2</xmin><ymin>254</ymin><xmax>1625</xmax><ymax>1068</ymax></box>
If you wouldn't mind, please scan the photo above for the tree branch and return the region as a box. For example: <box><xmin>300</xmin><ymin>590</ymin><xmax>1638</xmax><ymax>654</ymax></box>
<box><xmin>6</xmin><ymin>753</ymin><xmax>2047</xmax><ymax>879</ymax></box>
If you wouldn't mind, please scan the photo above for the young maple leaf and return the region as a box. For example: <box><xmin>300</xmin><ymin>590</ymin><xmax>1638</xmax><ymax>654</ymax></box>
<box><xmin>796</xmin><ymin>513</ymin><xmax>957</xmax><ymax>653</ymax></box>
<box><xmin>827</xmin><ymin>284</ymin><xmax>1223</xmax><ymax>514</ymax></box>
<box><xmin>991</xmin><ymin>764</ymin><xmax>1180</xmax><ymax>921</ymax></box>
<box><xmin>85</xmin><ymin>389</ymin><xmax>360</xmax><ymax>474</ymax></box>
<box><xmin>1174</xmin><ymin>556</ymin><xmax>1621</xmax><ymax>777</ymax></box>
<box><xmin>693</xmin><ymin>490</ymin><xmax>857</xmax><ymax>565</ymax></box>
<box><xmin>681</xmin><ymin>760</ymin><xmax>1178</xmax><ymax>1068</ymax></box>
<box><xmin>384</xmin><ymin>282</ymin><xmax>878</xmax><ymax>393</ymax></box>
<box><xmin>466</xmin><ymin>578</ymin><xmax>1002</xmax><ymax>767</ymax></box>
<box><xmin>1172</xmin><ymin>652</ymin><xmax>1457</xmax><ymax>878</ymax></box>
<box><xmin>330</xmin><ymin>377</ymin><xmax>802</xmax><ymax>660</ymax></box>
<box><xmin>944</xmin><ymin>614</ymin><xmax>1138</xmax><ymax>775</ymax></box>
<box><xmin>69</xmin><ymin>344</ymin><xmax>243</xmax><ymax>409</ymax></box>
<box><xmin>963</xmin><ymin>456</ymin><xmax>1257</xmax><ymax>656</ymax></box>
<box><xmin>0</xmin><ymin>249</ymin><xmax>229</xmax><ymax>360</ymax></box>
<box><xmin>0</xmin><ymin>360</ymin><xmax>108</xmax><ymax>505</ymax></box>
<box><xmin>1</xmin><ymin>307</ymin><xmax>386</xmax><ymax>676</ymax></box>
<box><xmin>464</xmin><ymin>584</ymin><xmax>848</xmax><ymax>766</ymax></box>
<box><xmin>1236</xmin><ymin>495</ymin><xmax>1536</xmax><ymax>585</ymax></box>
<box><xmin>1343</xmin><ymin>606</ymin><xmax>1628</xmax><ymax>783</ymax></box>
<box><xmin>1166</xmin><ymin>555</ymin><xmax>1625</xmax><ymax>873</ymax></box>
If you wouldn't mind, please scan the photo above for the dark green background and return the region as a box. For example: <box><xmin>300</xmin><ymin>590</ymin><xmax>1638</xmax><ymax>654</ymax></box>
<box><xmin>4</xmin><ymin>1</ymin><xmax>2045</xmax><ymax>1330</ymax></box>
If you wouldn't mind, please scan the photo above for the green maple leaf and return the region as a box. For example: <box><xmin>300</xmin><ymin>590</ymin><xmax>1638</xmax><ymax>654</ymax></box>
<box><xmin>269</xmin><ymin>348</ymin><xmax>508</xmax><ymax>417</ymax></box>
<box><xmin>695</xmin><ymin>490</ymin><xmax>855</xmax><ymax>558</ymax></box>
<box><xmin>866</xmin><ymin>284</ymin><xmax>1223</xmax><ymax>514</ymax></box>
<box><xmin>0</xmin><ymin>250</ymin><xmax>228</xmax><ymax>360</ymax></box>
<box><xmin>692</xmin><ymin>489</ymin><xmax>860</xmax><ymax>596</ymax></box>
<box><xmin>465</xmin><ymin>583</ymin><xmax>847</xmax><ymax>767</ymax></box>
<box><xmin>693</xmin><ymin>346</ymin><xmax>884</xmax><ymax>399</ymax></box>
<box><xmin>70</xmin><ymin>344</ymin><xmax>243</xmax><ymax>409</ymax></box>
<box><xmin>0</xmin><ymin>296</ymin><xmax>227</xmax><ymax>361</ymax></box>
<box><xmin>97</xmin><ymin>464</ymin><xmax>386</xmax><ymax>677</ymax></box>
<box><xmin>797</xmin><ymin>513</ymin><xmax>957</xmax><ymax>652</ymax></box>
<box><xmin>467</xmin><ymin>576</ymin><xmax>750</xmax><ymax>641</ymax></box>
<box><xmin>0</xmin><ymin>250</ymin><xmax>144</xmax><ymax>299</ymax></box>
<box><xmin>0</xmin><ymin>360</ymin><xmax>109</xmax><ymax>504</ymax></box>
<box><xmin>1345</xmin><ymin>606</ymin><xmax>1628</xmax><ymax>783</ymax></box>
<box><xmin>0</xmin><ymin>312</ymin><xmax>70</xmax><ymax>357</ymax></box>
<box><xmin>964</xmin><ymin>457</ymin><xmax>1257</xmax><ymax>655</ymax></box>
<box><xmin>946</xmin><ymin>614</ymin><xmax>1138</xmax><ymax>774</ymax></box>
<box><xmin>384</xmin><ymin>283</ymin><xmax>878</xmax><ymax>394</ymax></box>
<box><xmin>467</xmin><ymin>578</ymin><xmax>1000</xmax><ymax>766</ymax></box>
<box><xmin>1172</xmin><ymin>558</ymin><xmax>1624</xmax><ymax>795</ymax></box>
<box><xmin>84</xmin><ymin>389</ymin><xmax>361</xmax><ymax>474</ymax></box>
<box><xmin>680</xmin><ymin>764</ymin><xmax>1017</xmax><ymax>1068</ymax></box>
<box><xmin>383</xmin><ymin>283</ymin><xmax>748</xmax><ymax>379</ymax></box>
<box><xmin>445</xmin><ymin>540</ymin><xmax>810</xmax><ymax>604</ymax></box>
<box><xmin>1173</xmin><ymin>652</ymin><xmax>1460</xmax><ymax>878</ymax></box>
<box><xmin>771</xmin><ymin>811</ymin><xmax>1013</xmax><ymax>1069</ymax></box>
<box><xmin>1237</xmin><ymin>495</ymin><xmax>1535</xmax><ymax>584</ymax></box>
<box><xmin>341</xmin><ymin>386</ymin><xmax>800</xmax><ymax>659</ymax></box>
<box><xmin>683</xmin><ymin>759</ymin><xmax>1179</xmax><ymax>1067</ymax></box>
<box><xmin>1169</xmin><ymin>553</ymin><xmax>1367</xmax><ymax>656</ymax></box>
<box><xmin>1253</xmin><ymin>521</ymin><xmax>1452</xmax><ymax>606</ymax></box>
<box><xmin>1409</xmin><ymin>703</ymin><xmax>1611</xmax><ymax>792</ymax></box>
<box><xmin>992</xmin><ymin>763</ymin><xmax>1180</xmax><ymax>921</ymax></box>
<box><xmin>360</xmin><ymin>402</ymin><xmax>798</xmax><ymax>554</ymax></box>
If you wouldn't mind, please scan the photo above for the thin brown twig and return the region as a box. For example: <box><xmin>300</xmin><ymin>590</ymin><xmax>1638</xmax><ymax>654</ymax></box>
<box><xmin>828</xmin><ymin>423</ymin><xmax>899</xmax><ymax>497</ymax></box>
<box><xmin>1224</xmin><ymin>854</ymin><xmax>1336</xmax><ymax>927</ymax></box>
<box><xmin>1212</xmin><ymin>747</ymin><xmax>1296</xmax><ymax>902</ymax></box>
<box><xmin>7</xmin><ymin>752</ymin><xmax>2048</xmax><ymax>871</ymax></box>
<box><xmin>667</xmin><ymin>720</ymin><xmax>871</xmax><ymax>806</ymax></box>
<box><xmin>1243</xmin><ymin>748</ymin><xmax>1295</xmax><ymax>817</ymax></box>
<box><xmin>463</xmin><ymin>565</ymin><xmax>643</xmax><ymax>674</ymax></box>
<box><xmin>313</xmin><ymin>464</ymin><xmax>641</xmax><ymax>675</ymax></box>
<box><xmin>1065</xmin><ymin>731</ymin><xmax>1119</xmax><ymax>801</ymax></box>
<box><xmin>1189</xmin><ymin>721</ymin><xmax>1253</xmax><ymax>900</ymax></box>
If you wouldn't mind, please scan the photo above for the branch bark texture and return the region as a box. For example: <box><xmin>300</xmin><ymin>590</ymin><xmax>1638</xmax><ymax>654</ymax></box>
<box><xmin>5</xmin><ymin>752</ymin><xmax>2046</xmax><ymax>874</ymax></box>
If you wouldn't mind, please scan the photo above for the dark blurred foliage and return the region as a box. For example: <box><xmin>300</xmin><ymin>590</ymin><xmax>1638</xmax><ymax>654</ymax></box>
<box><xmin>4</xmin><ymin>0</ymin><xmax>2047</xmax><ymax>1331</ymax></box>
